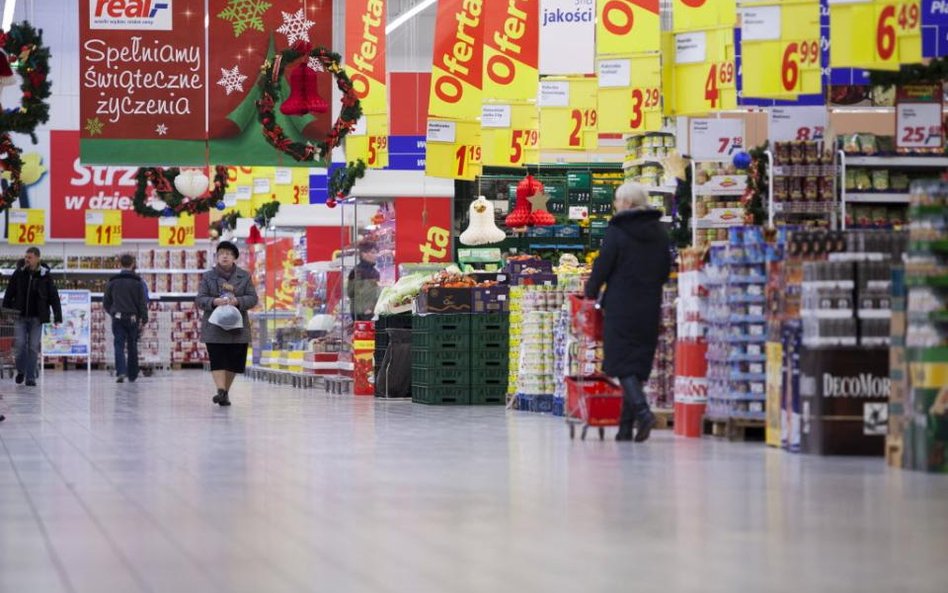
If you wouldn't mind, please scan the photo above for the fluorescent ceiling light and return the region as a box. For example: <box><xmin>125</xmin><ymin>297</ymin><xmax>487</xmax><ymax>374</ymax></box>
<box><xmin>386</xmin><ymin>0</ymin><xmax>436</xmax><ymax>35</ymax></box>
<box><xmin>2</xmin><ymin>0</ymin><xmax>17</xmax><ymax>31</ymax></box>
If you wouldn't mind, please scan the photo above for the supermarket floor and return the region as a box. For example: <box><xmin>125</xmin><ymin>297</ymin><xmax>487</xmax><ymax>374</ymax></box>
<box><xmin>1</xmin><ymin>371</ymin><xmax>946</xmax><ymax>593</ymax></box>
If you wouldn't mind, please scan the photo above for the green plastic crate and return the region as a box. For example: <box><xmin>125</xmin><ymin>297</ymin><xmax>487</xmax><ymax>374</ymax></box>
<box><xmin>472</xmin><ymin>367</ymin><xmax>508</xmax><ymax>387</ymax></box>
<box><xmin>412</xmin><ymin>314</ymin><xmax>471</xmax><ymax>333</ymax></box>
<box><xmin>471</xmin><ymin>349</ymin><xmax>509</xmax><ymax>369</ymax></box>
<box><xmin>471</xmin><ymin>313</ymin><xmax>509</xmax><ymax>332</ymax></box>
<box><xmin>470</xmin><ymin>385</ymin><xmax>506</xmax><ymax>405</ymax></box>
<box><xmin>411</xmin><ymin>331</ymin><xmax>471</xmax><ymax>351</ymax></box>
<box><xmin>471</xmin><ymin>331</ymin><xmax>508</xmax><ymax>350</ymax></box>
<box><xmin>412</xmin><ymin>384</ymin><xmax>471</xmax><ymax>405</ymax></box>
<box><xmin>412</xmin><ymin>348</ymin><xmax>470</xmax><ymax>369</ymax></box>
<box><xmin>411</xmin><ymin>366</ymin><xmax>469</xmax><ymax>387</ymax></box>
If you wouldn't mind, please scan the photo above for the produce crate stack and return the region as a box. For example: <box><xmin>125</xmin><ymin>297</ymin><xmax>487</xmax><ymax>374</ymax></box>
<box><xmin>469</xmin><ymin>313</ymin><xmax>509</xmax><ymax>405</ymax></box>
<box><xmin>411</xmin><ymin>314</ymin><xmax>471</xmax><ymax>405</ymax></box>
<box><xmin>891</xmin><ymin>180</ymin><xmax>948</xmax><ymax>472</ymax></box>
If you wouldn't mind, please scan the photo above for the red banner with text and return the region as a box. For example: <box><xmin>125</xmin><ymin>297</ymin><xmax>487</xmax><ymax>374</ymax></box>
<box><xmin>428</xmin><ymin>0</ymin><xmax>485</xmax><ymax>121</ymax></box>
<box><xmin>346</xmin><ymin>0</ymin><xmax>387</xmax><ymax>114</ymax></box>
<box><xmin>394</xmin><ymin>198</ymin><xmax>454</xmax><ymax>268</ymax></box>
<box><xmin>483</xmin><ymin>0</ymin><xmax>539</xmax><ymax>101</ymax></box>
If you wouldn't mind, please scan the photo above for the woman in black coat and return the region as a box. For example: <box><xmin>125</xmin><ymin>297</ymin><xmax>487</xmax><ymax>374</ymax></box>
<box><xmin>585</xmin><ymin>182</ymin><xmax>671</xmax><ymax>442</ymax></box>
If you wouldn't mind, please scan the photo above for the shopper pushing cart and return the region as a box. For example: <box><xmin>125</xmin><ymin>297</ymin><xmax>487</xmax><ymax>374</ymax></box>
<box><xmin>584</xmin><ymin>182</ymin><xmax>671</xmax><ymax>442</ymax></box>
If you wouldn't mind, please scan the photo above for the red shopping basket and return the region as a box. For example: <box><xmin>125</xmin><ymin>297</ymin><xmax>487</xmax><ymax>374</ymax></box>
<box><xmin>565</xmin><ymin>376</ymin><xmax>622</xmax><ymax>427</ymax></box>
<box><xmin>569</xmin><ymin>294</ymin><xmax>603</xmax><ymax>341</ymax></box>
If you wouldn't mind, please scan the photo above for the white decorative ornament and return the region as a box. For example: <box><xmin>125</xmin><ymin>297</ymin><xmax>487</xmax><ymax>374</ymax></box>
<box><xmin>217</xmin><ymin>65</ymin><xmax>247</xmax><ymax>95</ymax></box>
<box><xmin>155</xmin><ymin>123</ymin><xmax>168</xmax><ymax>136</ymax></box>
<box><xmin>174</xmin><ymin>168</ymin><xmax>210</xmax><ymax>198</ymax></box>
<box><xmin>277</xmin><ymin>9</ymin><xmax>316</xmax><ymax>45</ymax></box>
<box><xmin>306</xmin><ymin>55</ymin><xmax>325</xmax><ymax>73</ymax></box>
<box><xmin>459</xmin><ymin>196</ymin><xmax>506</xmax><ymax>246</ymax></box>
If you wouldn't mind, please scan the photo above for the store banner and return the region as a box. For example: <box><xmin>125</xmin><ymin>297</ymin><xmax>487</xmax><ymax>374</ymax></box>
<box><xmin>539</xmin><ymin>77</ymin><xmax>599</xmax><ymax>150</ymax></box>
<box><xmin>50</xmin><ymin>130</ymin><xmax>210</xmax><ymax>240</ymax></box>
<box><xmin>483</xmin><ymin>0</ymin><xmax>539</xmax><ymax>101</ymax></box>
<box><xmin>597</xmin><ymin>53</ymin><xmax>662</xmax><ymax>133</ymax></box>
<box><xmin>480</xmin><ymin>103</ymin><xmax>540</xmax><ymax>167</ymax></box>
<box><xmin>596</xmin><ymin>0</ymin><xmax>660</xmax><ymax>55</ymax></box>
<box><xmin>424</xmin><ymin>119</ymin><xmax>483</xmax><ymax>180</ymax></box>
<box><xmin>394</xmin><ymin>198</ymin><xmax>454</xmax><ymax>267</ymax></box>
<box><xmin>80</xmin><ymin>0</ymin><xmax>334</xmax><ymax>165</ymax></box>
<box><xmin>672</xmin><ymin>0</ymin><xmax>736</xmax><ymax>33</ymax></box>
<box><xmin>428</xmin><ymin>0</ymin><xmax>486</xmax><ymax>121</ymax></box>
<box><xmin>346</xmin><ymin>0</ymin><xmax>387</xmax><ymax>115</ymax></box>
<box><xmin>740</xmin><ymin>0</ymin><xmax>822</xmax><ymax>99</ymax></box>
<box><xmin>539</xmin><ymin>0</ymin><xmax>596</xmax><ymax>75</ymax></box>
<box><xmin>829</xmin><ymin>0</ymin><xmax>922</xmax><ymax>70</ymax></box>
<box><xmin>670</xmin><ymin>27</ymin><xmax>737</xmax><ymax>115</ymax></box>
<box><xmin>922</xmin><ymin>0</ymin><xmax>948</xmax><ymax>57</ymax></box>
<box><xmin>265</xmin><ymin>237</ymin><xmax>301</xmax><ymax>311</ymax></box>
<box><xmin>42</xmin><ymin>291</ymin><xmax>92</xmax><ymax>357</ymax></box>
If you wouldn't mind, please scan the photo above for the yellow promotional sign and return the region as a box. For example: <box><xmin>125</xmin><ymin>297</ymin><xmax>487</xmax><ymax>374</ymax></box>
<box><xmin>598</xmin><ymin>53</ymin><xmax>662</xmax><ymax>133</ymax></box>
<box><xmin>7</xmin><ymin>209</ymin><xmax>45</xmax><ymax>245</ymax></box>
<box><xmin>346</xmin><ymin>113</ymin><xmax>390</xmax><ymax>169</ymax></box>
<box><xmin>425</xmin><ymin>119</ymin><xmax>482</xmax><ymax>180</ymax></box>
<box><xmin>672</xmin><ymin>0</ymin><xmax>736</xmax><ymax>33</ymax></box>
<box><xmin>661</xmin><ymin>32</ymin><xmax>677</xmax><ymax>117</ymax></box>
<box><xmin>596</xmin><ymin>0</ymin><xmax>661</xmax><ymax>55</ymax></box>
<box><xmin>428</xmin><ymin>0</ymin><xmax>485</xmax><ymax>120</ymax></box>
<box><xmin>482</xmin><ymin>0</ymin><xmax>540</xmax><ymax>101</ymax></box>
<box><xmin>829</xmin><ymin>0</ymin><xmax>921</xmax><ymax>70</ymax></box>
<box><xmin>85</xmin><ymin>209</ymin><xmax>122</xmax><ymax>246</ymax></box>
<box><xmin>222</xmin><ymin>166</ymin><xmax>310</xmax><ymax>216</ymax></box>
<box><xmin>158</xmin><ymin>214</ymin><xmax>195</xmax><ymax>247</ymax></box>
<box><xmin>741</xmin><ymin>1</ymin><xmax>821</xmax><ymax>99</ymax></box>
<box><xmin>670</xmin><ymin>27</ymin><xmax>737</xmax><ymax>115</ymax></box>
<box><xmin>539</xmin><ymin>77</ymin><xmax>598</xmax><ymax>151</ymax></box>
<box><xmin>481</xmin><ymin>102</ymin><xmax>540</xmax><ymax>167</ymax></box>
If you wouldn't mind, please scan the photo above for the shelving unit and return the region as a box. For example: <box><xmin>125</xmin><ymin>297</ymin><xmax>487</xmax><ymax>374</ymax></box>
<box><xmin>690</xmin><ymin>161</ymin><xmax>748</xmax><ymax>247</ymax></box>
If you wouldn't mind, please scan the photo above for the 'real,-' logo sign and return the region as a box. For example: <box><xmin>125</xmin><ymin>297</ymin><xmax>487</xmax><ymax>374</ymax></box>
<box><xmin>90</xmin><ymin>0</ymin><xmax>173</xmax><ymax>31</ymax></box>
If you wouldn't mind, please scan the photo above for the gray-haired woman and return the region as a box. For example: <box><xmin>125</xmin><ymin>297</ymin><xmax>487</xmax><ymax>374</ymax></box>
<box><xmin>196</xmin><ymin>241</ymin><xmax>258</xmax><ymax>407</ymax></box>
<box><xmin>584</xmin><ymin>183</ymin><xmax>671</xmax><ymax>442</ymax></box>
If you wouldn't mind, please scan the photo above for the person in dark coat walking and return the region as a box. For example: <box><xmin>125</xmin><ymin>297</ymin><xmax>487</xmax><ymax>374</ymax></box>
<box><xmin>103</xmin><ymin>254</ymin><xmax>149</xmax><ymax>383</ymax></box>
<box><xmin>347</xmin><ymin>240</ymin><xmax>381</xmax><ymax>321</ymax></box>
<box><xmin>585</xmin><ymin>183</ymin><xmax>671</xmax><ymax>442</ymax></box>
<box><xmin>1</xmin><ymin>247</ymin><xmax>62</xmax><ymax>386</ymax></box>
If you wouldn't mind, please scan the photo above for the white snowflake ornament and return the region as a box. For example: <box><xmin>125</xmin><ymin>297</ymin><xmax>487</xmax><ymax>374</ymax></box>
<box><xmin>277</xmin><ymin>8</ymin><xmax>315</xmax><ymax>45</ymax></box>
<box><xmin>217</xmin><ymin>65</ymin><xmax>248</xmax><ymax>95</ymax></box>
<box><xmin>307</xmin><ymin>56</ymin><xmax>325</xmax><ymax>73</ymax></box>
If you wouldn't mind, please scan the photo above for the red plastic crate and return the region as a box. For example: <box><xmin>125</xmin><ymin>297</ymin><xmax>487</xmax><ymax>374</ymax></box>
<box><xmin>569</xmin><ymin>294</ymin><xmax>603</xmax><ymax>341</ymax></box>
<box><xmin>565</xmin><ymin>376</ymin><xmax>622</xmax><ymax>426</ymax></box>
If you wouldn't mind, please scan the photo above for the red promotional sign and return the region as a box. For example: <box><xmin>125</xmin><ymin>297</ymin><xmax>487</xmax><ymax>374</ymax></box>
<box><xmin>428</xmin><ymin>0</ymin><xmax>485</xmax><ymax>120</ymax></box>
<box><xmin>483</xmin><ymin>0</ymin><xmax>539</xmax><ymax>101</ymax></box>
<box><xmin>346</xmin><ymin>0</ymin><xmax>387</xmax><ymax>114</ymax></box>
<box><xmin>394</xmin><ymin>198</ymin><xmax>453</xmax><ymax>268</ymax></box>
<box><xmin>49</xmin><ymin>130</ymin><xmax>208</xmax><ymax>240</ymax></box>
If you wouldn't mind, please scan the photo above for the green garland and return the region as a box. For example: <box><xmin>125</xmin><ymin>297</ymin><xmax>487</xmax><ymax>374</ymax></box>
<box><xmin>744</xmin><ymin>143</ymin><xmax>768</xmax><ymax>227</ymax></box>
<box><xmin>0</xmin><ymin>22</ymin><xmax>51</xmax><ymax>143</ymax></box>
<box><xmin>326</xmin><ymin>160</ymin><xmax>367</xmax><ymax>208</ymax></box>
<box><xmin>133</xmin><ymin>166</ymin><xmax>229</xmax><ymax>218</ymax></box>
<box><xmin>868</xmin><ymin>57</ymin><xmax>948</xmax><ymax>90</ymax></box>
<box><xmin>254</xmin><ymin>201</ymin><xmax>280</xmax><ymax>226</ymax></box>
<box><xmin>0</xmin><ymin>133</ymin><xmax>23</xmax><ymax>212</ymax></box>
<box><xmin>209</xmin><ymin>211</ymin><xmax>239</xmax><ymax>238</ymax></box>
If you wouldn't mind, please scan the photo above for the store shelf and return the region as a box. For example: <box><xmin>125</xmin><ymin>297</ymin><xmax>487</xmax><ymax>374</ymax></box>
<box><xmin>90</xmin><ymin>292</ymin><xmax>197</xmax><ymax>299</ymax></box>
<box><xmin>693</xmin><ymin>219</ymin><xmax>744</xmax><ymax>229</ymax></box>
<box><xmin>622</xmin><ymin>157</ymin><xmax>664</xmax><ymax>169</ymax></box>
<box><xmin>1</xmin><ymin>268</ymin><xmax>207</xmax><ymax>276</ymax></box>
<box><xmin>843</xmin><ymin>155</ymin><xmax>948</xmax><ymax>167</ymax></box>
<box><xmin>694</xmin><ymin>188</ymin><xmax>746</xmax><ymax>197</ymax></box>
<box><xmin>845</xmin><ymin>193</ymin><xmax>911</xmax><ymax>204</ymax></box>
<box><xmin>910</xmin><ymin>205</ymin><xmax>948</xmax><ymax>217</ymax></box>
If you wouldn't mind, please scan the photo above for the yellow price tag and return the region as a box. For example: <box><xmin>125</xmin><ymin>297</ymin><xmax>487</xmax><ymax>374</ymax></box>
<box><xmin>85</xmin><ymin>209</ymin><xmax>122</xmax><ymax>246</ymax></box>
<box><xmin>159</xmin><ymin>214</ymin><xmax>195</xmax><ymax>247</ymax></box>
<box><xmin>425</xmin><ymin>119</ymin><xmax>482</xmax><ymax>180</ymax></box>
<box><xmin>741</xmin><ymin>1</ymin><xmax>821</xmax><ymax>99</ymax></box>
<box><xmin>540</xmin><ymin>78</ymin><xmax>598</xmax><ymax>151</ymax></box>
<box><xmin>345</xmin><ymin>113</ymin><xmax>390</xmax><ymax>169</ymax></box>
<box><xmin>481</xmin><ymin>103</ymin><xmax>540</xmax><ymax>167</ymax></box>
<box><xmin>596</xmin><ymin>0</ymin><xmax>660</xmax><ymax>55</ymax></box>
<box><xmin>597</xmin><ymin>54</ymin><xmax>662</xmax><ymax>133</ymax></box>
<box><xmin>7</xmin><ymin>209</ymin><xmax>45</xmax><ymax>245</ymax></box>
<box><xmin>830</xmin><ymin>0</ymin><xmax>920</xmax><ymax>70</ymax></box>
<box><xmin>671</xmin><ymin>28</ymin><xmax>736</xmax><ymax>115</ymax></box>
<box><xmin>672</xmin><ymin>0</ymin><xmax>736</xmax><ymax>33</ymax></box>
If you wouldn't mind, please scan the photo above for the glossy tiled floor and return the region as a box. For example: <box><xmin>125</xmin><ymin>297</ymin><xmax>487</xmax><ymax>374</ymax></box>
<box><xmin>1</xmin><ymin>370</ymin><xmax>946</xmax><ymax>593</ymax></box>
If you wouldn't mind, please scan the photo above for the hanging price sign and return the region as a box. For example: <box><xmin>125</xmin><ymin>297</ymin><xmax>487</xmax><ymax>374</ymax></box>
<box><xmin>829</xmin><ymin>0</ymin><xmax>921</xmax><ymax>70</ymax></box>
<box><xmin>673</xmin><ymin>0</ymin><xmax>737</xmax><ymax>33</ymax></box>
<box><xmin>769</xmin><ymin>106</ymin><xmax>828</xmax><ymax>143</ymax></box>
<box><xmin>346</xmin><ymin>114</ymin><xmax>390</xmax><ymax>169</ymax></box>
<box><xmin>425</xmin><ymin>119</ymin><xmax>482</xmax><ymax>180</ymax></box>
<box><xmin>7</xmin><ymin>209</ymin><xmax>45</xmax><ymax>245</ymax></box>
<box><xmin>481</xmin><ymin>103</ymin><xmax>540</xmax><ymax>167</ymax></box>
<box><xmin>85</xmin><ymin>210</ymin><xmax>122</xmax><ymax>246</ymax></box>
<box><xmin>690</xmin><ymin>118</ymin><xmax>746</xmax><ymax>161</ymax></box>
<box><xmin>671</xmin><ymin>28</ymin><xmax>737</xmax><ymax>115</ymax></box>
<box><xmin>896</xmin><ymin>84</ymin><xmax>944</xmax><ymax>149</ymax></box>
<box><xmin>741</xmin><ymin>1</ymin><xmax>822</xmax><ymax>99</ymax></box>
<box><xmin>596</xmin><ymin>0</ymin><xmax>660</xmax><ymax>55</ymax></box>
<box><xmin>539</xmin><ymin>77</ymin><xmax>599</xmax><ymax>151</ymax></box>
<box><xmin>598</xmin><ymin>53</ymin><xmax>662</xmax><ymax>133</ymax></box>
<box><xmin>159</xmin><ymin>214</ymin><xmax>196</xmax><ymax>247</ymax></box>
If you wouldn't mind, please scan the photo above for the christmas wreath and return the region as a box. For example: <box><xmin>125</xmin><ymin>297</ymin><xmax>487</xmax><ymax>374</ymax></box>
<box><xmin>0</xmin><ymin>134</ymin><xmax>23</xmax><ymax>212</ymax></box>
<box><xmin>0</xmin><ymin>22</ymin><xmax>51</xmax><ymax>144</ymax></box>
<box><xmin>326</xmin><ymin>160</ymin><xmax>366</xmax><ymax>208</ymax></box>
<box><xmin>133</xmin><ymin>166</ymin><xmax>230</xmax><ymax>218</ymax></box>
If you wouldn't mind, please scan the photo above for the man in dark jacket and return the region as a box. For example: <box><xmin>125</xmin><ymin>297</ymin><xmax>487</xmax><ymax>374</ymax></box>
<box><xmin>103</xmin><ymin>254</ymin><xmax>149</xmax><ymax>383</ymax></box>
<box><xmin>585</xmin><ymin>183</ymin><xmax>671</xmax><ymax>442</ymax></box>
<box><xmin>347</xmin><ymin>240</ymin><xmax>381</xmax><ymax>321</ymax></box>
<box><xmin>2</xmin><ymin>247</ymin><xmax>63</xmax><ymax>386</ymax></box>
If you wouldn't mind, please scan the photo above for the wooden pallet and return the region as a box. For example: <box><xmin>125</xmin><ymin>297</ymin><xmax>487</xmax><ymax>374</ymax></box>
<box><xmin>704</xmin><ymin>416</ymin><xmax>766</xmax><ymax>442</ymax></box>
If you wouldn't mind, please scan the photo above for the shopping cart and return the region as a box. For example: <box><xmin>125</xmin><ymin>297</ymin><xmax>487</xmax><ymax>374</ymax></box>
<box><xmin>565</xmin><ymin>295</ymin><xmax>623</xmax><ymax>440</ymax></box>
<box><xmin>0</xmin><ymin>307</ymin><xmax>19</xmax><ymax>379</ymax></box>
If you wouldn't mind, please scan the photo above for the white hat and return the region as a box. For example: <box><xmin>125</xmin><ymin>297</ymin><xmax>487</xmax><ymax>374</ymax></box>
<box><xmin>208</xmin><ymin>305</ymin><xmax>243</xmax><ymax>330</ymax></box>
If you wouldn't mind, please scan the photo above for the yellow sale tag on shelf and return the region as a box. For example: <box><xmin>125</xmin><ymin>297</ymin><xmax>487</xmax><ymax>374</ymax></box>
<box><xmin>158</xmin><ymin>214</ymin><xmax>195</xmax><ymax>247</ymax></box>
<box><xmin>539</xmin><ymin>77</ymin><xmax>598</xmax><ymax>151</ymax></box>
<box><xmin>829</xmin><ymin>0</ymin><xmax>921</xmax><ymax>70</ymax></box>
<box><xmin>672</xmin><ymin>0</ymin><xmax>736</xmax><ymax>33</ymax></box>
<box><xmin>7</xmin><ymin>209</ymin><xmax>45</xmax><ymax>246</ymax></box>
<box><xmin>597</xmin><ymin>53</ymin><xmax>662</xmax><ymax>133</ymax></box>
<box><xmin>670</xmin><ymin>27</ymin><xmax>737</xmax><ymax>115</ymax></box>
<box><xmin>481</xmin><ymin>103</ymin><xmax>540</xmax><ymax>167</ymax></box>
<box><xmin>346</xmin><ymin>114</ymin><xmax>390</xmax><ymax>169</ymax></box>
<box><xmin>741</xmin><ymin>1</ymin><xmax>822</xmax><ymax>99</ymax></box>
<box><xmin>85</xmin><ymin>209</ymin><xmax>122</xmax><ymax>246</ymax></box>
<box><xmin>425</xmin><ymin>119</ymin><xmax>482</xmax><ymax>180</ymax></box>
<box><xmin>596</xmin><ymin>0</ymin><xmax>660</xmax><ymax>55</ymax></box>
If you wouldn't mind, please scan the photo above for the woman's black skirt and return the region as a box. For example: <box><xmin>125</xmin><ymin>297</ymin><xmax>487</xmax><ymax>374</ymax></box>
<box><xmin>205</xmin><ymin>342</ymin><xmax>249</xmax><ymax>373</ymax></box>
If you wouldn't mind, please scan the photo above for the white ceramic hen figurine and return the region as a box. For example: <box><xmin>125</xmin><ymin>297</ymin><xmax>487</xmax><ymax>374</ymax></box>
<box><xmin>460</xmin><ymin>196</ymin><xmax>506</xmax><ymax>246</ymax></box>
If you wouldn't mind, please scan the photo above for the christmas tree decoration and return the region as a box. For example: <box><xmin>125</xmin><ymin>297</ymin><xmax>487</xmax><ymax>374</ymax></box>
<box><xmin>506</xmin><ymin>174</ymin><xmax>543</xmax><ymax>228</ymax></box>
<box><xmin>133</xmin><ymin>166</ymin><xmax>229</xmax><ymax>218</ymax></box>
<box><xmin>527</xmin><ymin>191</ymin><xmax>555</xmax><ymax>227</ymax></box>
<box><xmin>460</xmin><ymin>196</ymin><xmax>506</xmax><ymax>246</ymax></box>
<box><xmin>327</xmin><ymin>160</ymin><xmax>366</xmax><ymax>203</ymax></box>
<box><xmin>0</xmin><ymin>133</ymin><xmax>23</xmax><ymax>212</ymax></box>
<box><xmin>0</xmin><ymin>48</ymin><xmax>16</xmax><ymax>87</ymax></box>
<box><xmin>276</xmin><ymin>8</ymin><xmax>315</xmax><ymax>45</ymax></box>
<box><xmin>280</xmin><ymin>63</ymin><xmax>327</xmax><ymax>116</ymax></box>
<box><xmin>247</xmin><ymin>224</ymin><xmax>264</xmax><ymax>244</ymax></box>
<box><xmin>217</xmin><ymin>64</ymin><xmax>248</xmax><ymax>96</ymax></box>
<box><xmin>0</xmin><ymin>22</ymin><xmax>52</xmax><ymax>144</ymax></box>
<box><xmin>217</xmin><ymin>0</ymin><xmax>272</xmax><ymax>37</ymax></box>
<box><xmin>732</xmin><ymin>151</ymin><xmax>752</xmax><ymax>170</ymax></box>
<box><xmin>253</xmin><ymin>201</ymin><xmax>281</xmax><ymax>227</ymax></box>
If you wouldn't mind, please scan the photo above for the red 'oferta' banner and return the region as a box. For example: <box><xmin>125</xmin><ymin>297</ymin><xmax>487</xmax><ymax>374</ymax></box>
<box><xmin>483</xmin><ymin>0</ymin><xmax>539</xmax><ymax>101</ymax></box>
<box><xmin>427</xmin><ymin>0</ymin><xmax>485</xmax><ymax>120</ymax></box>
<box><xmin>346</xmin><ymin>0</ymin><xmax>387</xmax><ymax>114</ymax></box>
<box><xmin>394</xmin><ymin>198</ymin><xmax>454</xmax><ymax>268</ymax></box>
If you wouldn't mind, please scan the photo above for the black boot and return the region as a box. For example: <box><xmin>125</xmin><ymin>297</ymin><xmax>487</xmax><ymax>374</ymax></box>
<box><xmin>212</xmin><ymin>389</ymin><xmax>226</xmax><ymax>405</ymax></box>
<box><xmin>615</xmin><ymin>425</ymin><xmax>634</xmax><ymax>441</ymax></box>
<box><xmin>634</xmin><ymin>405</ymin><xmax>657</xmax><ymax>443</ymax></box>
<box><xmin>218</xmin><ymin>391</ymin><xmax>231</xmax><ymax>407</ymax></box>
